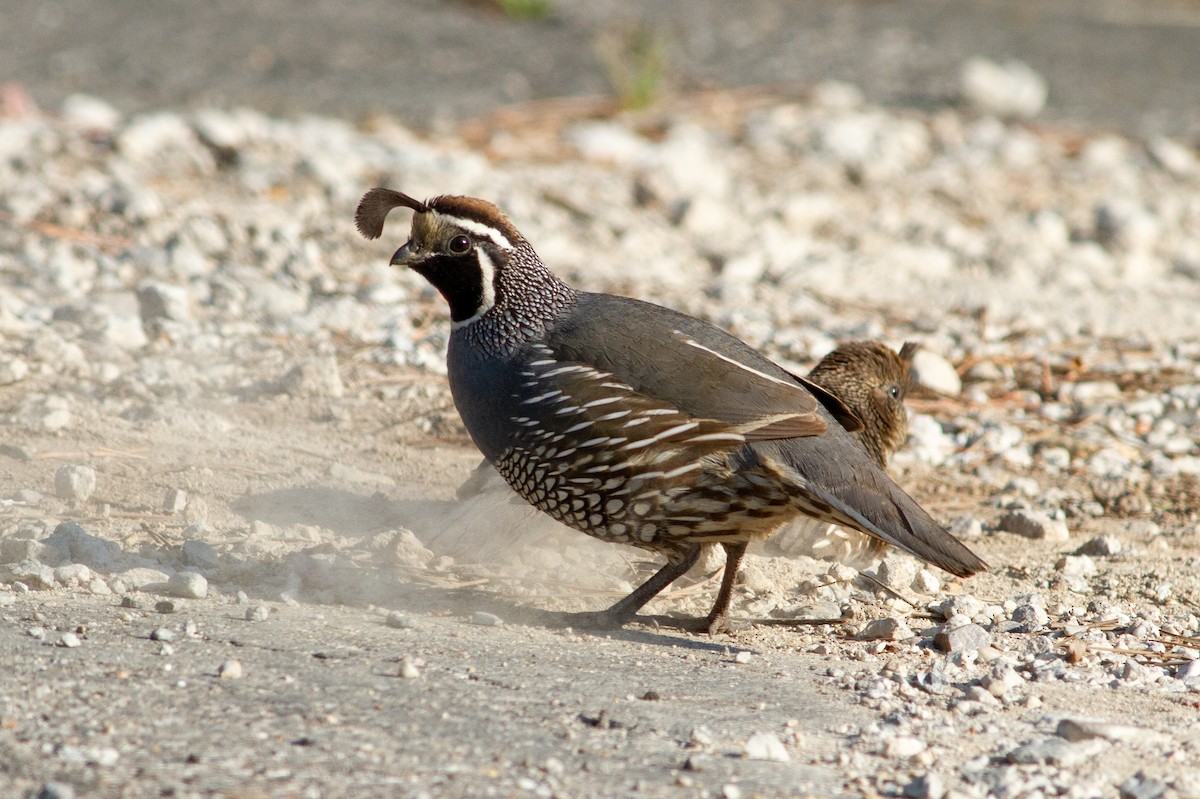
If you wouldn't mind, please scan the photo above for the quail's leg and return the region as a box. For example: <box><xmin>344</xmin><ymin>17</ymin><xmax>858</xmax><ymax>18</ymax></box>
<box><xmin>559</xmin><ymin>547</ymin><xmax>701</xmax><ymax>629</ymax></box>
<box><xmin>703</xmin><ymin>542</ymin><xmax>748</xmax><ymax>635</ymax></box>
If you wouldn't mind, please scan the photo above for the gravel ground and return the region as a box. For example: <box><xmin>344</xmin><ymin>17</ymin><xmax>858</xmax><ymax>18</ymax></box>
<box><xmin>4</xmin><ymin>45</ymin><xmax>1200</xmax><ymax>799</ymax></box>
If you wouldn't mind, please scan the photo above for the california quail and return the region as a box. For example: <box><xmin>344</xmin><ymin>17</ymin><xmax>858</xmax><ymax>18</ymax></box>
<box><xmin>808</xmin><ymin>341</ymin><xmax>917</xmax><ymax>470</ymax></box>
<box><xmin>356</xmin><ymin>188</ymin><xmax>987</xmax><ymax>633</ymax></box>
<box><xmin>757</xmin><ymin>341</ymin><xmax>916</xmax><ymax>565</ymax></box>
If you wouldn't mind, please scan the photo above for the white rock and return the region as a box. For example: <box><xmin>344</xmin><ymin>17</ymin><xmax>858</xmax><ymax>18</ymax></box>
<box><xmin>1056</xmin><ymin>718</ymin><xmax>1165</xmax><ymax>745</ymax></box>
<box><xmin>981</xmin><ymin>664</ymin><xmax>1024</xmax><ymax>698</ymax></box>
<box><xmin>875</xmin><ymin>553</ymin><xmax>918</xmax><ymax>592</ymax></box>
<box><xmin>1148</xmin><ymin>137</ymin><xmax>1197</xmax><ymax>177</ymax></box>
<box><xmin>857</xmin><ymin>617</ymin><xmax>914</xmax><ymax>641</ymax></box>
<box><xmin>743</xmin><ymin>732</ymin><xmax>790</xmax><ymax>762</ymax></box>
<box><xmin>1055</xmin><ymin>555</ymin><xmax>1097</xmax><ymax>578</ymax></box>
<box><xmin>960</xmin><ymin>57</ymin><xmax>1048</xmax><ymax>118</ymax></box>
<box><xmin>911</xmin><ymin>569</ymin><xmax>942</xmax><ymax>595</ymax></box>
<box><xmin>217</xmin><ymin>659</ymin><xmax>244</xmax><ymax>680</ymax></box>
<box><xmin>885</xmin><ymin>736</ymin><xmax>927</xmax><ymax>758</ymax></box>
<box><xmin>565</xmin><ymin>121</ymin><xmax>652</xmax><ymax>166</ymax></box>
<box><xmin>910</xmin><ymin>349</ymin><xmax>961</xmax><ymax>396</ymax></box>
<box><xmin>53</xmin><ymin>563</ymin><xmax>94</xmax><ymax>587</ymax></box>
<box><xmin>165</xmin><ymin>571</ymin><xmax>208</xmax><ymax>599</ymax></box>
<box><xmin>54</xmin><ymin>465</ymin><xmax>96</xmax><ymax>503</ymax></box>
<box><xmin>137</xmin><ymin>281</ymin><xmax>193</xmax><ymax>327</ymax></box>
<box><xmin>0</xmin><ymin>559</ymin><xmax>57</xmax><ymax>590</ymax></box>
<box><xmin>42</xmin><ymin>523</ymin><xmax>125</xmax><ymax>571</ymax></box>
<box><xmin>0</xmin><ymin>358</ymin><xmax>28</xmax><ymax>384</ymax></box>
<box><xmin>907</xmin><ymin>415</ymin><xmax>956</xmax><ymax>466</ymax></box>
<box><xmin>61</xmin><ymin>94</ymin><xmax>122</xmax><ymax>132</ymax></box>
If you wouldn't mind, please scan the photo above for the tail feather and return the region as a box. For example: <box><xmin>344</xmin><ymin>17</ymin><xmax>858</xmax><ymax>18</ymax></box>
<box><xmin>810</xmin><ymin>475</ymin><xmax>987</xmax><ymax>577</ymax></box>
<box><xmin>760</xmin><ymin>442</ymin><xmax>988</xmax><ymax>578</ymax></box>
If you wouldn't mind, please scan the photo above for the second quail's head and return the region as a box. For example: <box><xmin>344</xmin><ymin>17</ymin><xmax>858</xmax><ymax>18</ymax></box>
<box><xmin>355</xmin><ymin>188</ymin><xmax>531</xmax><ymax>326</ymax></box>
<box><xmin>806</xmin><ymin>341</ymin><xmax>917</xmax><ymax>468</ymax></box>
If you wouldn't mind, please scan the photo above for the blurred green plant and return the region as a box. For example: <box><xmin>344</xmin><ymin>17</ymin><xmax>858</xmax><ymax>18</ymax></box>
<box><xmin>596</xmin><ymin>25</ymin><xmax>669</xmax><ymax>111</ymax></box>
<box><xmin>494</xmin><ymin>0</ymin><xmax>554</xmax><ymax>21</ymax></box>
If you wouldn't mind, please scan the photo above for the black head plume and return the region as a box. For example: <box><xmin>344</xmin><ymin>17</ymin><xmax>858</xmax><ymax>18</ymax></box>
<box><xmin>355</xmin><ymin>188</ymin><xmax>430</xmax><ymax>240</ymax></box>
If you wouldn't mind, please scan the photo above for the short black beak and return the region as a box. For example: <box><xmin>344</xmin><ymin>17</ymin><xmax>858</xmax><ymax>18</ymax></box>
<box><xmin>390</xmin><ymin>241</ymin><xmax>415</xmax><ymax>267</ymax></box>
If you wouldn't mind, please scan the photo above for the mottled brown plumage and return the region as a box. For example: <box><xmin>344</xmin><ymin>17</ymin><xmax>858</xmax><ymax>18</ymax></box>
<box><xmin>758</xmin><ymin>341</ymin><xmax>918</xmax><ymax>566</ymax></box>
<box><xmin>808</xmin><ymin>341</ymin><xmax>916</xmax><ymax>469</ymax></box>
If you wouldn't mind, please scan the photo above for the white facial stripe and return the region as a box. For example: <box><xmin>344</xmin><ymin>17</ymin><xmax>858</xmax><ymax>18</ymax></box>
<box><xmin>437</xmin><ymin>214</ymin><xmax>514</xmax><ymax>251</ymax></box>
<box><xmin>449</xmin><ymin>248</ymin><xmax>498</xmax><ymax>330</ymax></box>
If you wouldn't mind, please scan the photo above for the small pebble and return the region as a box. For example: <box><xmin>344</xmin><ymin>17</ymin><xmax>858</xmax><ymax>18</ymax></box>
<box><xmin>904</xmin><ymin>773</ymin><xmax>945</xmax><ymax>799</ymax></box>
<box><xmin>37</xmin><ymin>782</ymin><xmax>76</xmax><ymax>799</ymax></box>
<box><xmin>163</xmin><ymin>488</ymin><xmax>188</xmax><ymax>513</ymax></box>
<box><xmin>1011</xmin><ymin>602</ymin><xmax>1050</xmax><ymax>631</ymax></box>
<box><xmin>997</xmin><ymin>509</ymin><xmax>1070</xmax><ymax>541</ymax></box>
<box><xmin>1119</xmin><ymin>774</ymin><xmax>1167</xmax><ymax>799</ymax></box>
<box><xmin>857</xmin><ymin>616</ymin><xmax>914</xmax><ymax>641</ymax></box>
<box><xmin>59</xmin><ymin>632</ymin><xmax>82</xmax><ymax>648</ymax></box>
<box><xmin>470</xmin><ymin>611</ymin><xmax>503</xmax><ymax>627</ymax></box>
<box><xmin>910</xmin><ymin>349</ymin><xmax>962</xmax><ymax>396</ymax></box>
<box><xmin>743</xmin><ymin>732</ymin><xmax>790</xmax><ymax>762</ymax></box>
<box><xmin>54</xmin><ymin>464</ymin><xmax>97</xmax><ymax>502</ymax></box>
<box><xmin>1175</xmin><ymin>660</ymin><xmax>1200</xmax><ymax>682</ymax></box>
<box><xmin>1055</xmin><ymin>554</ymin><xmax>1097</xmax><ymax>578</ymax></box>
<box><xmin>398</xmin><ymin>657</ymin><xmax>421</xmax><ymax>679</ymax></box>
<box><xmin>150</xmin><ymin>628</ymin><xmax>175</xmax><ymax>642</ymax></box>
<box><xmin>385</xmin><ymin>611</ymin><xmax>418</xmax><ymax>629</ymax></box>
<box><xmin>980</xmin><ymin>663</ymin><xmax>1023</xmax><ymax>698</ymax></box>
<box><xmin>165</xmin><ymin>571</ymin><xmax>208</xmax><ymax>600</ymax></box>
<box><xmin>934</xmin><ymin>623</ymin><xmax>991</xmax><ymax>653</ymax></box>
<box><xmin>155</xmin><ymin>600</ymin><xmax>178</xmax><ymax>614</ymax></box>
<box><xmin>960</xmin><ymin>57</ymin><xmax>1048</xmax><ymax>118</ymax></box>
<box><xmin>217</xmin><ymin>659</ymin><xmax>243</xmax><ymax>680</ymax></box>
<box><xmin>245</xmin><ymin>605</ymin><xmax>271</xmax><ymax>622</ymax></box>
<box><xmin>1056</xmin><ymin>718</ymin><xmax>1163</xmax><ymax>745</ymax></box>
<box><xmin>1075</xmin><ymin>535</ymin><xmax>1123</xmax><ymax>557</ymax></box>
<box><xmin>1006</xmin><ymin>738</ymin><xmax>1105</xmax><ymax>767</ymax></box>
<box><xmin>885</xmin><ymin>736</ymin><xmax>926</xmax><ymax>758</ymax></box>
<box><xmin>181</xmin><ymin>539</ymin><xmax>220</xmax><ymax>569</ymax></box>
<box><xmin>733</xmin><ymin>650</ymin><xmax>753</xmax><ymax>664</ymax></box>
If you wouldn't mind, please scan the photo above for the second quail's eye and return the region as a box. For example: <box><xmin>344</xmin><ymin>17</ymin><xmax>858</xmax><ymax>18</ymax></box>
<box><xmin>889</xmin><ymin>385</ymin><xmax>901</xmax><ymax>399</ymax></box>
<box><xmin>448</xmin><ymin>234</ymin><xmax>471</xmax><ymax>254</ymax></box>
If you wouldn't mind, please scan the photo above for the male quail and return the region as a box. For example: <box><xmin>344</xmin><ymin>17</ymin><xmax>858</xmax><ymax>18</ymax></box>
<box><xmin>356</xmin><ymin>188</ymin><xmax>987</xmax><ymax>633</ymax></box>
<box><xmin>757</xmin><ymin>341</ymin><xmax>916</xmax><ymax>565</ymax></box>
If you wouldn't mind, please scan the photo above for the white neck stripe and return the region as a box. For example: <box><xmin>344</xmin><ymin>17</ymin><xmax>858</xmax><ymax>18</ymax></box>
<box><xmin>452</xmin><ymin>248</ymin><xmax>498</xmax><ymax>330</ymax></box>
<box><xmin>437</xmin><ymin>214</ymin><xmax>515</xmax><ymax>251</ymax></box>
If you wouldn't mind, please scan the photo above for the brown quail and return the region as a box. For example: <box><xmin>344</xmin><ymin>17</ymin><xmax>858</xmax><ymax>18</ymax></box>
<box><xmin>757</xmin><ymin>341</ymin><xmax>916</xmax><ymax>566</ymax></box>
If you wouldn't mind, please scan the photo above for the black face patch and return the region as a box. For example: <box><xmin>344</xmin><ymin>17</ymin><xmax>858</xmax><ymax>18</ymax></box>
<box><xmin>411</xmin><ymin>252</ymin><xmax>489</xmax><ymax>323</ymax></box>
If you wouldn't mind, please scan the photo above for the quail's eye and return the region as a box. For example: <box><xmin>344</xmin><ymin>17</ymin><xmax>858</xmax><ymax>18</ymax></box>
<box><xmin>888</xmin><ymin>385</ymin><xmax>901</xmax><ymax>399</ymax></box>
<box><xmin>448</xmin><ymin>234</ymin><xmax>472</xmax><ymax>254</ymax></box>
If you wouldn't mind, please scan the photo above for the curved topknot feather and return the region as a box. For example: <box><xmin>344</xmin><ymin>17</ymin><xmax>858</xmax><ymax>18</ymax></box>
<box><xmin>355</xmin><ymin>188</ymin><xmax>429</xmax><ymax>240</ymax></box>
